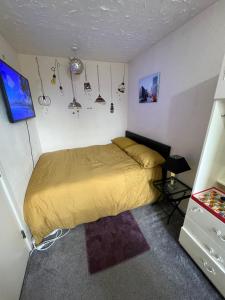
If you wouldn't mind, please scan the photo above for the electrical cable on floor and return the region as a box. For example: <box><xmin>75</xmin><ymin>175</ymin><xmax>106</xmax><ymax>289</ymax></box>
<box><xmin>25</xmin><ymin>120</ymin><xmax>35</xmax><ymax>170</ymax></box>
<box><xmin>30</xmin><ymin>229</ymin><xmax>71</xmax><ymax>255</ymax></box>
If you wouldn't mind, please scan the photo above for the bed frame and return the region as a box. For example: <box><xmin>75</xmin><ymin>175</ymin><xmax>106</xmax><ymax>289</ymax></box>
<box><xmin>125</xmin><ymin>131</ymin><xmax>171</xmax><ymax>160</ymax></box>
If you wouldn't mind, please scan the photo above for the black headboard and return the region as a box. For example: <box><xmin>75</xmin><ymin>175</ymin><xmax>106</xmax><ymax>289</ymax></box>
<box><xmin>125</xmin><ymin>131</ymin><xmax>171</xmax><ymax>160</ymax></box>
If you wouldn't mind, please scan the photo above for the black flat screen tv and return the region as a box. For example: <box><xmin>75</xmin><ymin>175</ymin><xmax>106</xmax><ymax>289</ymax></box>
<box><xmin>0</xmin><ymin>59</ymin><xmax>35</xmax><ymax>123</ymax></box>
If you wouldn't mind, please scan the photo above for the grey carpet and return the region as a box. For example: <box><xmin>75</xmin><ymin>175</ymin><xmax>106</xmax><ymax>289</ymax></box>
<box><xmin>20</xmin><ymin>203</ymin><xmax>223</xmax><ymax>300</ymax></box>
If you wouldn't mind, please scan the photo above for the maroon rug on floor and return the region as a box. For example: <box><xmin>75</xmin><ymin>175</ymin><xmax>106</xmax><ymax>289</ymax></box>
<box><xmin>85</xmin><ymin>211</ymin><xmax>150</xmax><ymax>274</ymax></box>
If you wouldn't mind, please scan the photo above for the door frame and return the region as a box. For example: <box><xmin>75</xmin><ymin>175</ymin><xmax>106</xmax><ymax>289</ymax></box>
<box><xmin>0</xmin><ymin>166</ymin><xmax>32</xmax><ymax>251</ymax></box>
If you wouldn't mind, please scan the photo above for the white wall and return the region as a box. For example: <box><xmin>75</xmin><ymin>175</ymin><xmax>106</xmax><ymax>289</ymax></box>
<box><xmin>0</xmin><ymin>34</ymin><xmax>41</xmax><ymax>239</ymax></box>
<box><xmin>128</xmin><ymin>0</ymin><xmax>225</xmax><ymax>189</ymax></box>
<box><xmin>19</xmin><ymin>54</ymin><xmax>128</xmax><ymax>153</ymax></box>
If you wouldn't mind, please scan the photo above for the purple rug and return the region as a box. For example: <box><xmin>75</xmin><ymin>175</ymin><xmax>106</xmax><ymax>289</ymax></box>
<box><xmin>85</xmin><ymin>211</ymin><xmax>150</xmax><ymax>274</ymax></box>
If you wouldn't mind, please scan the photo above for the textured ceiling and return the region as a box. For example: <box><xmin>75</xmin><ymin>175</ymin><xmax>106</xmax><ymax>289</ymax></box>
<box><xmin>0</xmin><ymin>0</ymin><xmax>217</xmax><ymax>62</ymax></box>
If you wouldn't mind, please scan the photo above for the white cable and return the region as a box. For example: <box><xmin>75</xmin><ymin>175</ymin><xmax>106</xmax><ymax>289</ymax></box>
<box><xmin>30</xmin><ymin>228</ymin><xmax>70</xmax><ymax>255</ymax></box>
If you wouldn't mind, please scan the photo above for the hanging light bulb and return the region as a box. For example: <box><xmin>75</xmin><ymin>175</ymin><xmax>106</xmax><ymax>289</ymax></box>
<box><xmin>50</xmin><ymin>60</ymin><xmax>57</xmax><ymax>85</ymax></box>
<box><xmin>56</xmin><ymin>61</ymin><xmax>64</xmax><ymax>95</ymax></box>
<box><xmin>51</xmin><ymin>73</ymin><xmax>56</xmax><ymax>85</ymax></box>
<box><xmin>110</xmin><ymin>103</ymin><xmax>114</xmax><ymax>113</ymax></box>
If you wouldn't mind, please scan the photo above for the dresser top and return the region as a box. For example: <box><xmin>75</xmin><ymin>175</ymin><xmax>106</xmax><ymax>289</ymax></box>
<box><xmin>192</xmin><ymin>187</ymin><xmax>225</xmax><ymax>223</ymax></box>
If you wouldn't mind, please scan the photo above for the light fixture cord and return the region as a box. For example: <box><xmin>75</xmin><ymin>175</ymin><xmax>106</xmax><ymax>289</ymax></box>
<box><xmin>53</xmin><ymin>59</ymin><xmax>57</xmax><ymax>76</ymax></box>
<box><xmin>122</xmin><ymin>64</ymin><xmax>125</xmax><ymax>83</ymax></box>
<box><xmin>110</xmin><ymin>64</ymin><xmax>113</xmax><ymax>102</ymax></box>
<box><xmin>144</xmin><ymin>0</ymin><xmax>147</xmax><ymax>9</ymax></box>
<box><xmin>70</xmin><ymin>69</ymin><xmax>76</xmax><ymax>99</ymax></box>
<box><xmin>35</xmin><ymin>56</ymin><xmax>45</xmax><ymax>96</ymax></box>
<box><xmin>56</xmin><ymin>60</ymin><xmax>62</xmax><ymax>87</ymax></box>
<box><xmin>84</xmin><ymin>63</ymin><xmax>87</xmax><ymax>82</ymax></box>
<box><xmin>25</xmin><ymin>120</ymin><xmax>35</xmax><ymax>170</ymax></box>
<box><xmin>97</xmin><ymin>64</ymin><xmax>100</xmax><ymax>94</ymax></box>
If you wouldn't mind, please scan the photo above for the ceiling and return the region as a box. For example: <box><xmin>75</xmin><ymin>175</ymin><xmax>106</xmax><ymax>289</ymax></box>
<box><xmin>0</xmin><ymin>0</ymin><xmax>217</xmax><ymax>62</ymax></box>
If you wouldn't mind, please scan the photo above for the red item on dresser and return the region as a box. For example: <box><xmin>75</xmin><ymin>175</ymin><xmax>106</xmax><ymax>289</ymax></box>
<box><xmin>192</xmin><ymin>187</ymin><xmax>225</xmax><ymax>224</ymax></box>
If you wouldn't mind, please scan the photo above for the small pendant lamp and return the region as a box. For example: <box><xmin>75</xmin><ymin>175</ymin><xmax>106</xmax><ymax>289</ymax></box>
<box><xmin>110</xmin><ymin>64</ymin><xmax>114</xmax><ymax>113</ymax></box>
<box><xmin>118</xmin><ymin>64</ymin><xmax>126</xmax><ymax>94</ymax></box>
<box><xmin>68</xmin><ymin>68</ymin><xmax>82</xmax><ymax>110</ymax></box>
<box><xmin>84</xmin><ymin>63</ymin><xmax>92</xmax><ymax>92</ymax></box>
<box><xmin>95</xmin><ymin>64</ymin><xmax>106</xmax><ymax>104</ymax></box>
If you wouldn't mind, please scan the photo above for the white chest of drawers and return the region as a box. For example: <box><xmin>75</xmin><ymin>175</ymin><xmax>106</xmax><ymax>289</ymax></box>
<box><xmin>179</xmin><ymin>55</ymin><xmax>225</xmax><ymax>297</ymax></box>
<box><xmin>179</xmin><ymin>198</ymin><xmax>225</xmax><ymax>297</ymax></box>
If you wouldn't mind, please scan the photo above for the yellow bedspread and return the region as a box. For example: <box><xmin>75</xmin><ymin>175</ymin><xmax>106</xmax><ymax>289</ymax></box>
<box><xmin>24</xmin><ymin>144</ymin><xmax>162</xmax><ymax>244</ymax></box>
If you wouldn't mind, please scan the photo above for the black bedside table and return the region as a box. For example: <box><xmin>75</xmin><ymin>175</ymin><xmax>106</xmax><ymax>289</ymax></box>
<box><xmin>153</xmin><ymin>177</ymin><xmax>192</xmax><ymax>224</ymax></box>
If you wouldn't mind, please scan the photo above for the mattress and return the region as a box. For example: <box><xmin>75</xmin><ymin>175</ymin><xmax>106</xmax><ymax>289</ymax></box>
<box><xmin>24</xmin><ymin>143</ymin><xmax>162</xmax><ymax>244</ymax></box>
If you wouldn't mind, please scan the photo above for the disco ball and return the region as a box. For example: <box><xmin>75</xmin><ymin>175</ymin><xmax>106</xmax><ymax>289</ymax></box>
<box><xmin>70</xmin><ymin>57</ymin><xmax>84</xmax><ymax>74</ymax></box>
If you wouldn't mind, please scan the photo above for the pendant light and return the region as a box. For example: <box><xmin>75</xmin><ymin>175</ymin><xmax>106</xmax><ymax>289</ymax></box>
<box><xmin>68</xmin><ymin>68</ymin><xmax>82</xmax><ymax>112</ymax></box>
<box><xmin>84</xmin><ymin>63</ymin><xmax>92</xmax><ymax>92</ymax></box>
<box><xmin>35</xmin><ymin>56</ymin><xmax>51</xmax><ymax>106</ymax></box>
<box><xmin>95</xmin><ymin>64</ymin><xmax>106</xmax><ymax>104</ymax></box>
<box><xmin>56</xmin><ymin>60</ymin><xmax>64</xmax><ymax>95</ymax></box>
<box><xmin>118</xmin><ymin>64</ymin><xmax>126</xmax><ymax>93</ymax></box>
<box><xmin>70</xmin><ymin>46</ymin><xmax>84</xmax><ymax>74</ymax></box>
<box><xmin>110</xmin><ymin>64</ymin><xmax>114</xmax><ymax>113</ymax></box>
<box><xmin>50</xmin><ymin>59</ymin><xmax>57</xmax><ymax>85</ymax></box>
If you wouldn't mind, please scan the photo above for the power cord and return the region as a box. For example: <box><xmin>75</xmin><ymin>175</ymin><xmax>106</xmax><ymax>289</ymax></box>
<box><xmin>25</xmin><ymin>120</ymin><xmax>35</xmax><ymax>170</ymax></box>
<box><xmin>30</xmin><ymin>228</ymin><xmax>71</xmax><ymax>255</ymax></box>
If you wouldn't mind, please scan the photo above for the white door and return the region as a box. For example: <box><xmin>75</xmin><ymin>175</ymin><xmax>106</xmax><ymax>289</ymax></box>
<box><xmin>0</xmin><ymin>173</ymin><xmax>29</xmax><ymax>300</ymax></box>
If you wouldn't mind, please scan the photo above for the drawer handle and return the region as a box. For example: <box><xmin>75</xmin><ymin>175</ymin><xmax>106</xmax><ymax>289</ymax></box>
<box><xmin>191</xmin><ymin>206</ymin><xmax>203</xmax><ymax>213</ymax></box>
<box><xmin>203</xmin><ymin>261</ymin><xmax>216</xmax><ymax>275</ymax></box>
<box><xmin>213</xmin><ymin>229</ymin><xmax>225</xmax><ymax>242</ymax></box>
<box><xmin>204</xmin><ymin>245</ymin><xmax>224</xmax><ymax>264</ymax></box>
<box><xmin>212</xmin><ymin>252</ymin><xmax>224</xmax><ymax>264</ymax></box>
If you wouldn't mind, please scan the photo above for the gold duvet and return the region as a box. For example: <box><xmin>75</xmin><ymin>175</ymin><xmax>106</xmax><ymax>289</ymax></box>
<box><xmin>24</xmin><ymin>144</ymin><xmax>161</xmax><ymax>244</ymax></box>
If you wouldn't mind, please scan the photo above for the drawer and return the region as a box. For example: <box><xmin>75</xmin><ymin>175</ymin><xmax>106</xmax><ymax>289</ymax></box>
<box><xmin>184</xmin><ymin>215</ymin><xmax>225</xmax><ymax>269</ymax></box>
<box><xmin>179</xmin><ymin>227</ymin><xmax>225</xmax><ymax>297</ymax></box>
<box><xmin>186</xmin><ymin>199</ymin><xmax>225</xmax><ymax>250</ymax></box>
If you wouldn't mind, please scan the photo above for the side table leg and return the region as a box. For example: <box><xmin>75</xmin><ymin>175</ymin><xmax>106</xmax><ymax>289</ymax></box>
<box><xmin>167</xmin><ymin>203</ymin><xmax>179</xmax><ymax>224</ymax></box>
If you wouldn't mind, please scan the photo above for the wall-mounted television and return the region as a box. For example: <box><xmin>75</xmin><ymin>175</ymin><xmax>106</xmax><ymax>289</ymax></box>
<box><xmin>0</xmin><ymin>59</ymin><xmax>35</xmax><ymax>123</ymax></box>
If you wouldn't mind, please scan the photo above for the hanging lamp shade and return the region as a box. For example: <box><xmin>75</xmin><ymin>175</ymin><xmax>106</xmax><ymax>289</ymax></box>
<box><xmin>95</xmin><ymin>94</ymin><xmax>106</xmax><ymax>104</ymax></box>
<box><xmin>164</xmin><ymin>155</ymin><xmax>191</xmax><ymax>174</ymax></box>
<box><xmin>68</xmin><ymin>97</ymin><xmax>82</xmax><ymax>109</ymax></box>
<box><xmin>95</xmin><ymin>64</ymin><xmax>106</xmax><ymax>104</ymax></box>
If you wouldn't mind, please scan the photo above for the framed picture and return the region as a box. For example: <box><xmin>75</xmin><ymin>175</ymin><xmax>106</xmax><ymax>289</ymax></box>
<box><xmin>139</xmin><ymin>72</ymin><xmax>160</xmax><ymax>103</ymax></box>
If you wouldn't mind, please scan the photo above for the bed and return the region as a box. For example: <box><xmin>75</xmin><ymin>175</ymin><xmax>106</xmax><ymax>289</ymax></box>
<box><xmin>24</xmin><ymin>131</ymin><xmax>171</xmax><ymax>244</ymax></box>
